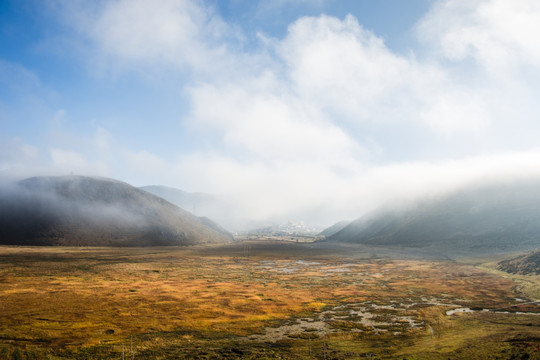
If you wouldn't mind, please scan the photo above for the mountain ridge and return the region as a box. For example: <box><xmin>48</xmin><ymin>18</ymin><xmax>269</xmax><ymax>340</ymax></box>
<box><xmin>0</xmin><ymin>175</ymin><xmax>233</xmax><ymax>246</ymax></box>
<box><xmin>325</xmin><ymin>180</ymin><xmax>540</xmax><ymax>255</ymax></box>
<box><xmin>140</xmin><ymin>185</ymin><xmax>236</xmax><ymax>230</ymax></box>
<box><xmin>319</xmin><ymin>220</ymin><xmax>350</xmax><ymax>238</ymax></box>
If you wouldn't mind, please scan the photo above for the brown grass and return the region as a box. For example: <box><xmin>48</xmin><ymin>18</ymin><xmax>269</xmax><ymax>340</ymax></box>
<box><xmin>0</xmin><ymin>243</ymin><xmax>539</xmax><ymax>359</ymax></box>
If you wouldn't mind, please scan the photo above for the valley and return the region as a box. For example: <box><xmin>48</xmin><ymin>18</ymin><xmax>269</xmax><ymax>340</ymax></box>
<box><xmin>1</xmin><ymin>241</ymin><xmax>539</xmax><ymax>359</ymax></box>
<box><xmin>5</xmin><ymin>1</ymin><xmax>540</xmax><ymax>358</ymax></box>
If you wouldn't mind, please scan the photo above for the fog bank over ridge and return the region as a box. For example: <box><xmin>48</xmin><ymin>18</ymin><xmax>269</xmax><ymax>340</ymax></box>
<box><xmin>4</xmin><ymin>149</ymin><xmax>540</xmax><ymax>231</ymax></box>
<box><xmin>0</xmin><ymin>176</ymin><xmax>233</xmax><ymax>246</ymax></box>
<box><xmin>324</xmin><ymin>178</ymin><xmax>540</xmax><ymax>256</ymax></box>
<box><xmin>143</xmin><ymin>149</ymin><xmax>540</xmax><ymax>230</ymax></box>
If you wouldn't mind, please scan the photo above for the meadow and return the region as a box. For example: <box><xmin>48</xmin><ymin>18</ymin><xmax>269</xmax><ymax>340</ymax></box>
<box><xmin>1</xmin><ymin>241</ymin><xmax>539</xmax><ymax>359</ymax></box>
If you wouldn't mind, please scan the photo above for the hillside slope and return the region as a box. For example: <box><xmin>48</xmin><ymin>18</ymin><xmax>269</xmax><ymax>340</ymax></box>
<box><xmin>319</xmin><ymin>220</ymin><xmax>350</xmax><ymax>238</ymax></box>
<box><xmin>498</xmin><ymin>250</ymin><xmax>540</xmax><ymax>275</ymax></box>
<box><xmin>0</xmin><ymin>176</ymin><xmax>233</xmax><ymax>246</ymax></box>
<box><xmin>327</xmin><ymin>180</ymin><xmax>540</xmax><ymax>254</ymax></box>
<box><xmin>140</xmin><ymin>185</ymin><xmax>235</xmax><ymax>229</ymax></box>
<box><xmin>140</xmin><ymin>185</ymin><xmax>214</xmax><ymax>213</ymax></box>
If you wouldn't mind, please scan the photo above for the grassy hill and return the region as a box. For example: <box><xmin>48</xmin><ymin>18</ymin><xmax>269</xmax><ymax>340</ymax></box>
<box><xmin>140</xmin><ymin>185</ymin><xmax>236</xmax><ymax>230</ymax></box>
<box><xmin>498</xmin><ymin>250</ymin><xmax>540</xmax><ymax>275</ymax></box>
<box><xmin>326</xmin><ymin>180</ymin><xmax>540</xmax><ymax>255</ymax></box>
<box><xmin>0</xmin><ymin>176</ymin><xmax>233</xmax><ymax>246</ymax></box>
<box><xmin>319</xmin><ymin>220</ymin><xmax>350</xmax><ymax>237</ymax></box>
<box><xmin>140</xmin><ymin>185</ymin><xmax>215</xmax><ymax>213</ymax></box>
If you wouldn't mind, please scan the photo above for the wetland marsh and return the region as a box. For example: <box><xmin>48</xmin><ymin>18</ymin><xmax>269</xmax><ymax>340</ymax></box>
<box><xmin>1</xmin><ymin>241</ymin><xmax>539</xmax><ymax>359</ymax></box>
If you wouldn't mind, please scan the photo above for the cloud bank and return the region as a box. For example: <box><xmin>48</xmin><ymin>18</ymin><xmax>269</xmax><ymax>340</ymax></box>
<box><xmin>3</xmin><ymin>0</ymin><xmax>540</xmax><ymax>228</ymax></box>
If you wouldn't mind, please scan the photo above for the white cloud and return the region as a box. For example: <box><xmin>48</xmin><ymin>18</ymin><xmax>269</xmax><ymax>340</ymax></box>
<box><xmin>122</xmin><ymin>150</ymin><xmax>169</xmax><ymax>181</ymax></box>
<box><xmin>0</xmin><ymin>139</ymin><xmax>40</xmax><ymax>171</ymax></box>
<box><xmin>188</xmin><ymin>79</ymin><xmax>364</xmax><ymax>167</ymax></box>
<box><xmin>175</xmin><ymin>2</ymin><xmax>540</xmax><ymax>225</ymax></box>
<box><xmin>280</xmin><ymin>15</ymin><xmax>413</xmax><ymax>122</ymax></box>
<box><xmin>53</xmin><ymin>1</ymin><xmax>502</xmax><ymax>138</ymax></box>
<box><xmin>419</xmin><ymin>89</ymin><xmax>490</xmax><ymax>135</ymax></box>
<box><xmin>276</xmin><ymin>14</ymin><xmax>495</xmax><ymax>136</ymax></box>
<box><xmin>415</xmin><ymin>0</ymin><xmax>540</xmax><ymax>139</ymax></box>
<box><xmin>56</xmin><ymin>0</ymin><xmax>243</xmax><ymax>76</ymax></box>
<box><xmin>49</xmin><ymin>148</ymin><xmax>109</xmax><ymax>176</ymax></box>
<box><xmin>418</xmin><ymin>0</ymin><xmax>540</xmax><ymax>73</ymax></box>
<box><xmin>50</xmin><ymin>148</ymin><xmax>88</xmax><ymax>167</ymax></box>
<box><xmin>166</xmin><ymin>147</ymin><xmax>540</xmax><ymax>228</ymax></box>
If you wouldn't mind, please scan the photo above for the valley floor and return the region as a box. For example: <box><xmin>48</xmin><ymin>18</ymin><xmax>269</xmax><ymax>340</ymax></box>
<box><xmin>0</xmin><ymin>241</ymin><xmax>539</xmax><ymax>359</ymax></box>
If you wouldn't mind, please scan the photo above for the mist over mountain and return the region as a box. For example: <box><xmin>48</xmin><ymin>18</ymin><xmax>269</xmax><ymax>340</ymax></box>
<box><xmin>319</xmin><ymin>220</ymin><xmax>350</xmax><ymax>238</ymax></box>
<box><xmin>325</xmin><ymin>180</ymin><xmax>540</xmax><ymax>255</ymax></box>
<box><xmin>140</xmin><ymin>185</ymin><xmax>240</xmax><ymax>230</ymax></box>
<box><xmin>0</xmin><ymin>176</ymin><xmax>233</xmax><ymax>246</ymax></box>
<box><xmin>140</xmin><ymin>186</ymin><xmax>216</xmax><ymax>214</ymax></box>
<box><xmin>140</xmin><ymin>185</ymin><xmax>331</xmax><ymax>232</ymax></box>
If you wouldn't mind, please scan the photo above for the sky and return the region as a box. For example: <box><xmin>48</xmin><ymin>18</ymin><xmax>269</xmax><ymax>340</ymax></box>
<box><xmin>2</xmin><ymin>0</ymin><xmax>540</xmax><ymax>228</ymax></box>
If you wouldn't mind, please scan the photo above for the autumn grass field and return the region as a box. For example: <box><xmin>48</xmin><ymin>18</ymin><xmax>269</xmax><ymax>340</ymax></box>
<box><xmin>1</xmin><ymin>241</ymin><xmax>539</xmax><ymax>359</ymax></box>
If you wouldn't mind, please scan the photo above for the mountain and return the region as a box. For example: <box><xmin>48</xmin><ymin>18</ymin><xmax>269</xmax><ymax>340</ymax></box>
<box><xmin>197</xmin><ymin>216</ymin><xmax>234</xmax><ymax>239</ymax></box>
<box><xmin>319</xmin><ymin>220</ymin><xmax>350</xmax><ymax>238</ymax></box>
<box><xmin>0</xmin><ymin>176</ymin><xmax>233</xmax><ymax>246</ymax></box>
<box><xmin>325</xmin><ymin>180</ymin><xmax>540</xmax><ymax>254</ymax></box>
<box><xmin>498</xmin><ymin>250</ymin><xmax>540</xmax><ymax>275</ymax></box>
<box><xmin>140</xmin><ymin>185</ymin><xmax>235</xmax><ymax>229</ymax></box>
<box><xmin>140</xmin><ymin>185</ymin><xmax>215</xmax><ymax>214</ymax></box>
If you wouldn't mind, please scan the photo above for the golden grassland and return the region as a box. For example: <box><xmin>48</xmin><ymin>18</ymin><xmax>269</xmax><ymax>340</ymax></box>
<box><xmin>0</xmin><ymin>242</ymin><xmax>539</xmax><ymax>359</ymax></box>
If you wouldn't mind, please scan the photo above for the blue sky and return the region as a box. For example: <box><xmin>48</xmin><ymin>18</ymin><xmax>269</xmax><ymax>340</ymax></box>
<box><xmin>2</xmin><ymin>0</ymin><xmax>540</xmax><ymax>227</ymax></box>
